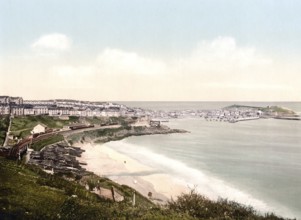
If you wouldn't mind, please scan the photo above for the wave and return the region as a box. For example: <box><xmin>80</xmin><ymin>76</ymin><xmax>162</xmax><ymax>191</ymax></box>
<box><xmin>104</xmin><ymin>140</ymin><xmax>297</xmax><ymax>219</ymax></box>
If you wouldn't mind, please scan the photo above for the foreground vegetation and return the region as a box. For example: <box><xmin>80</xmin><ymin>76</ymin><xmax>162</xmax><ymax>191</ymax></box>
<box><xmin>0</xmin><ymin>156</ymin><xmax>292</xmax><ymax>220</ymax></box>
<box><xmin>0</xmin><ymin>156</ymin><xmax>191</xmax><ymax>220</ymax></box>
<box><xmin>0</xmin><ymin>116</ymin><xmax>10</xmax><ymax>145</ymax></box>
<box><xmin>167</xmin><ymin>189</ymin><xmax>290</xmax><ymax>220</ymax></box>
<box><xmin>30</xmin><ymin>134</ymin><xmax>65</xmax><ymax>151</ymax></box>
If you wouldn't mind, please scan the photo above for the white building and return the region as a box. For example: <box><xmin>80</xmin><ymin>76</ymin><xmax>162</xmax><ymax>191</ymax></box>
<box><xmin>0</xmin><ymin>105</ymin><xmax>10</xmax><ymax>115</ymax></box>
<box><xmin>0</xmin><ymin>96</ymin><xmax>23</xmax><ymax>105</ymax></box>
<box><xmin>23</xmin><ymin>100</ymin><xmax>55</xmax><ymax>105</ymax></box>
<box><xmin>49</xmin><ymin>108</ymin><xmax>61</xmax><ymax>116</ymax></box>
<box><xmin>61</xmin><ymin>108</ymin><xmax>70</xmax><ymax>115</ymax></box>
<box><xmin>10</xmin><ymin>97</ymin><xmax>23</xmax><ymax>105</ymax></box>
<box><xmin>69</xmin><ymin>109</ymin><xmax>82</xmax><ymax>116</ymax></box>
<box><xmin>24</xmin><ymin>108</ymin><xmax>35</xmax><ymax>115</ymax></box>
<box><xmin>31</xmin><ymin>124</ymin><xmax>47</xmax><ymax>134</ymax></box>
<box><xmin>0</xmin><ymin>96</ymin><xmax>10</xmax><ymax>104</ymax></box>
<box><xmin>11</xmin><ymin>106</ymin><xmax>24</xmax><ymax>116</ymax></box>
<box><xmin>80</xmin><ymin>110</ymin><xmax>87</xmax><ymax>117</ymax></box>
<box><xmin>101</xmin><ymin>109</ymin><xmax>121</xmax><ymax>117</ymax></box>
<box><xmin>33</xmin><ymin>106</ymin><xmax>49</xmax><ymax>115</ymax></box>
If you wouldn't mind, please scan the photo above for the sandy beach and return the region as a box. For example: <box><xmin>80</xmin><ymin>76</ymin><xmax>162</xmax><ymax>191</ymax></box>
<box><xmin>77</xmin><ymin>143</ymin><xmax>189</xmax><ymax>203</ymax></box>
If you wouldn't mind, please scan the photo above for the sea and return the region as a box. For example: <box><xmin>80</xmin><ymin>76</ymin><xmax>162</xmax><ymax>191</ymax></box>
<box><xmin>106</xmin><ymin>102</ymin><xmax>301</xmax><ymax>219</ymax></box>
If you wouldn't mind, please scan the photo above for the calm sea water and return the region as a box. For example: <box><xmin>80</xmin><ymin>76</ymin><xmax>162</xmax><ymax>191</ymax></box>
<box><xmin>106</xmin><ymin>102</ymin><xmax>301</xmax><ymax>219</ymax></box>
<box><xmin>119</xmin><ymin>101</ymin><xmax>301</xmax><ymax>113</ymax></box>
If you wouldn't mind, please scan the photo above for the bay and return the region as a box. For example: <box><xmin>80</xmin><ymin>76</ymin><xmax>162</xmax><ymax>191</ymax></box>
<box><xmin>105</xmin><ymin>102</ymin><xmax>301</xmax><ymax>219</ymax></box>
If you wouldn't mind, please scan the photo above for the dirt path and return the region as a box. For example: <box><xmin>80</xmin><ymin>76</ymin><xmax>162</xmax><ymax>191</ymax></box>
<box><xmin>3</xmin><ymin>115</ymin><xmax>12</xmax><ymax>146</ymax></box>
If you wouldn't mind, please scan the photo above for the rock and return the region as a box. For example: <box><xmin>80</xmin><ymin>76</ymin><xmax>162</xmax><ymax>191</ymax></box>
<box><xmin>28</xmin><ymin>143</ymin><xmax>87</xmax><ymax>177</ymax></box>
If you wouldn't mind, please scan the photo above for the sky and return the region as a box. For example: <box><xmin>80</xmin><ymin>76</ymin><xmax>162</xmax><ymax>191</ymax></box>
<box><xmin>1</xmin><ymin>0</ymin><xmax>301</xmax><ymax>101</ymax></box>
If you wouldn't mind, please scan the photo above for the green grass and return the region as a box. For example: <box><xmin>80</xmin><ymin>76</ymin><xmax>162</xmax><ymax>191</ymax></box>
<box><xmin>167</xmin><ymin>189</ymin><xmax>289</xmax><ymax>220</ymax></box>
<box><xmin>85</xmin><ymin>116</ymin><xmax>106</xmax><ymax>125</ymax></box>
<box><xmin>30</xmin><ymin>135</ymin><xmax>65</xmax><ymax>151</ymax></box>
<box><xmin>0</xmin><ymin>157</ymin><xmax>69</xmax><ymax>219</ymax></box>
<box><xmin>67</xmin><ymin>127</ymin><xmax>125</xmax><ymax>144</ymax></box>
<box><xmin>80</xmin><ymin>174</ymin><xmax>154</xmax><ymax>208</ymax></box>
<box><xmin>0</xmin><ymin>157</ymin><xmax>192</xmax><ymax>220</ymax></box>
<box><xmin>225</xmin><ymin>104</ymin><xmax>261</xmax><ymax>109</ymax></box>
<box><xmin>0</xmin><ymin>156</ymin><xmax>107</xmax><ymax>219</ymax></box>
<box><xmin>10</xmin><ymin>116</ymin><xmax>80</xmax><ymax>138</ymax></box>
<box><xmin>0</xmin><ymin>115</ymin><xmax>10</xmax><ymax>145</ymax></box>
<box><xmin>261</xmin><ymin>106</ymin><xmax>295</xmax><ymax>114</ymax></box>
<box><xmin>0</xmin><ymin>156</ymin><xmax>293</xmax><ymax>220</ymax></box>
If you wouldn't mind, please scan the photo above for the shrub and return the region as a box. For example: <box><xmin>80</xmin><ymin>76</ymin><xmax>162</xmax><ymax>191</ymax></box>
<box><xmin>167</xmin><ymin>189</ymin><xmax>288</xmax><ymax>220</ymax></box>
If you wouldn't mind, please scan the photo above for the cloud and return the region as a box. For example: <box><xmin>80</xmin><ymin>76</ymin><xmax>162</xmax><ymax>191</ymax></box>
<box><xmin>49</xmin><ymin>37</ymin><xmax>279</xmax><ymax>98</ymax></box>
<box><xmin>96</xmin><ymin>48</ymin><xmax>167</xmax><ymax>75</ymax></box>
<box><xmin>12</xmin><ymin>35</ymin><xmax>299</xmax><ymax>101</ymax></box>
<box><xmin>176</xmin><ymin>36</ymin><xmax>272</xmax><ymax>75</ymax></box>
<box><xmin>33</xmin><ymin>36</ymin><xmax>271</xmax><ymax>78</ymax></box>
<box><xmin>198</xmin><ymin>36</ymin><xmax>272</xmax><ymax>67</ymax></box>
<box><xmin>31</xmin><ymin>33</ymin><xmax>72</xmax><ymax>51</ymax></box>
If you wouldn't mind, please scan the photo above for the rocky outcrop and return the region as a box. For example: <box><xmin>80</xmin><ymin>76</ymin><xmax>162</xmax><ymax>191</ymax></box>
<box><xmin>28</xmin><ymin>142</ymin><xmax>87</xmax><ymax>177</ymax></box>
<box><xmin>70</xmin><ymin>125</ymin><xmax>188</xmax><ymax>144</ymax></box>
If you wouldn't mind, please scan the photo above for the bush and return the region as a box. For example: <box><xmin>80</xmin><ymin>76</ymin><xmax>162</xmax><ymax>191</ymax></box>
<box><xmin>0</xmin><ymin>115</ymin><xmax>10</xmax><ymax>145</ymax></box>
<box><xmin>168</xmin><ymin>189</ymin><xmax>288</xmax><ymax>220</ymax></box>
<box><xmin>31</xmin><ymin>135</ymin><xmax>64</xmax><ymax>151</ymax></box>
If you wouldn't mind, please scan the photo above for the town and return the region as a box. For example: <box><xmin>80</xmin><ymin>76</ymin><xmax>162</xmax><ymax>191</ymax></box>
<box><xmin>0</xmin><ymin>96</ymin><xmax>136</xmax><ymax>117</ymax></box>
<box><xmin>2</xmin><ymin>95</ymin><xmax>299</xmax><ymax>160</ymax></box>
<box><xmin>0</xmin><ymin>95</ymin><xmax>187</xmax><ymax>160</ymax></box>
<box><xmin>1</xmin><ymin>95</ymin><xmax>299</xmax><ymax>124</ymax></box>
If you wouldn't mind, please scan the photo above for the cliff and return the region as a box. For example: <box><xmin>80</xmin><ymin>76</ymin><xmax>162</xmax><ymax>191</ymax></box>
<box><xmin>66</xmin><ymin>125</ymin><xmax>188</xmax><ymax>145</ymax></box>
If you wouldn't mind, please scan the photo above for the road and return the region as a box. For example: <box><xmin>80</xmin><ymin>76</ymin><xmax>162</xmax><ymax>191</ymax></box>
<box><xmin>3</xmin><ymin>115</ymin><xmax>12</xmax><ymax>146</ymax></box>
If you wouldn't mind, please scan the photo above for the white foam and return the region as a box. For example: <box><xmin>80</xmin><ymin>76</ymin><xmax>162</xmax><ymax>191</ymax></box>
<box><xmin>105</xmin><ymin>140</ymin><xmax>297</xmax><ymax>218</ymax></box>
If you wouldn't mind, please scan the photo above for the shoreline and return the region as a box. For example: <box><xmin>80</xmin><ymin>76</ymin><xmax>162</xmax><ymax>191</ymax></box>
<box><xmin>26</xmin><ymin>120</ymin><xmax>299</xmax><ymax>219</ymax></box>
<box><xmin>75</xmin><ymin>140</ymin><xmax>297</xmax><ymax>219</ymax></box>
<box><xmin>76</xmin><ymin>142</ymin><xmax>189</xmax><ymax>204</ymax></box>
<box><xmin>26</xmin><ymin>124</ymin><xmax>190</xmax><ymax>203</ymax></box>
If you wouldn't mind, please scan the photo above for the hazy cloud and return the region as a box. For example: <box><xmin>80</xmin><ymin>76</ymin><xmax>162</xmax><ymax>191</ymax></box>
<box><xmin>31</xmin><ymin>33</ymin><xmax>72</xmax><ymax>51</ymax></box>
<box><xmin>177</xmin><ymin>36</ymin><xmax>272</xmax><ymax>75</ymax></box>
<box><xmin>3</xmin><ymin>36</ymin><xmax>300</xmax><ymax>101</ymax></box>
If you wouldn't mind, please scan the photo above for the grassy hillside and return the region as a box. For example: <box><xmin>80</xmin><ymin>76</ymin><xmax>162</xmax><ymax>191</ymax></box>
<box><xmin>67</xmin><ymin>127</ymin><xmax>125</xmax><ymax>145</ymax></box>
<box><xmin>260</xmin><ymin>106</ymin><xmax>296</xmax><ymax>115</ymax></box>
<box><xmin>167</xmin><ymin>190</ymin><xmax>288</xmax><ymax>220</ymax></box>
<box><xmin>0</xmin><ymin>116</ymin><xmax>10</xmax><ymax>146</ymax></box>
<box><xmin>84</xmin><ymin>116</ymin><xmax>136</xmax><ymax>128</ymax></box>
<box><xmin>225</xmin><ymin>105</ymin><xmax>297</xmax><ymax>116</ymax></box>
<box><xmin>0</xmin><ymin>156</ymin><xmax>292</xmax><ymax>220</ymax></box>
<box><xmin>10</xmin><ymin>116</ymin><xmax>79</xmax><ymax>138</ymax></box>
<box><xmin>30</xmin><ymin>135</ymin><xmax>65</xmax><ymax>151</ymax></box>
<box><xmin>0</xmin><ymin>157</ymin><xmax>191</xmax><ymax>220</ymax></box>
